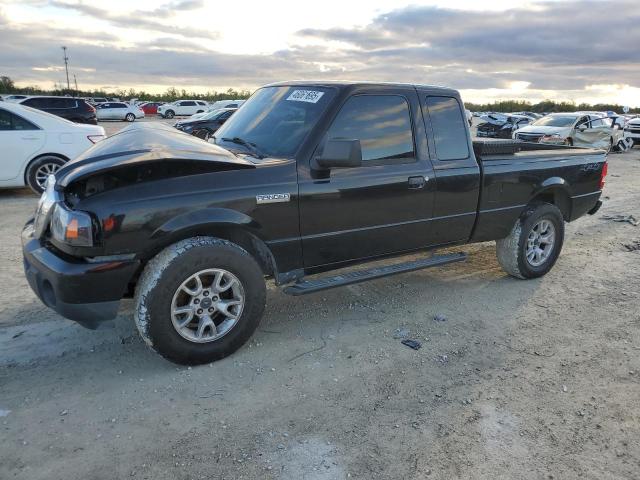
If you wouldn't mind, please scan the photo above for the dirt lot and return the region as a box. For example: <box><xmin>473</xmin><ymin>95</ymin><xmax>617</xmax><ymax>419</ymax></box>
<box><xmin>1</xmin><ymin>120</ymin><xmax>639</xmax><ymax>479</ymax></box>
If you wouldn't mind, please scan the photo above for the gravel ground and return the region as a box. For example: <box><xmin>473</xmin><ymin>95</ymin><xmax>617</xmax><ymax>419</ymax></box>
<box><xmin>1</xmin><ymin>120</ymin><xmax>639</xmax><ymax>479</ymax></box>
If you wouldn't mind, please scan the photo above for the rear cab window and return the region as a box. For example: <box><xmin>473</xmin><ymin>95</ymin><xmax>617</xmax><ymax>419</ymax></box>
<box><xmin>424</xmin><ymin>96</ymin><xmax>470</xmax><ymax>161</ymax></box>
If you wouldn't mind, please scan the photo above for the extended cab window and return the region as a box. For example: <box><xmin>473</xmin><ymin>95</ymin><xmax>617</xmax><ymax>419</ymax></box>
<box><xmin>425</xmin><ymin>96</ymin><xmax>469</xmax><ymax>161</ymax></box>
<box><xmin>327</xmin><ymin>95</ymin><xmax>415</xmax><ymax>164</ymax></box>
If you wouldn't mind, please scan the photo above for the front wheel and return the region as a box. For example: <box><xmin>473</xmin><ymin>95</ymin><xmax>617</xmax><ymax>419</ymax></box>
<box><xmin>496</xmin><ymin>203</ymin><xmax>565</xmax><ymax>279</ymax></box>
<box><xmin>164</xmin><ymin>110</ymin><xmax>175</xmax><ymax>119</ymax></box>
<box><xmin>134</xmin><ymin>237</ymin><xmax>266</xmax><ymax>365</ymax></box>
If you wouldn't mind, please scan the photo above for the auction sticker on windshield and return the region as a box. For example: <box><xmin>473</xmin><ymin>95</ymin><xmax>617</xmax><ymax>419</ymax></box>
<box><xmin>286</xmin><ymin>90</ymin><xmax>325</xmax><ymax>103</ymax></box>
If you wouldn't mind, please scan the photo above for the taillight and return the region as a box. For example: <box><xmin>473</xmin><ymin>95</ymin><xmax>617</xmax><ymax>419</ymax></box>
<box><xmin>87</xmin><ymin>135</ymin><xmax>105</xmax><ymax>144</ymax></box>
<box><xmin>599</xmin><ymin>162</ymin><xmax>608</xmax><ymax>190</ymax></box>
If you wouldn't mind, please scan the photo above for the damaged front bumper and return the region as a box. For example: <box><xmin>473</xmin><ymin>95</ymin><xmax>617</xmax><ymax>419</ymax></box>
<box><xmin>22</xmin><ymin>221</ymin><xmax>140</xmax><ymax>329</ymax></box>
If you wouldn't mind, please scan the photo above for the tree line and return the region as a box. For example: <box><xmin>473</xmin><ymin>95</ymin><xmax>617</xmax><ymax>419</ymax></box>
<box><xmin>464</xmin><ymin>99</ymin><xmax>639</xmax><ymax>114</ymax></box>
<box><xmin>2</xmin><ymin>75</ymin><xmax>637</xmax><ymax>112</ymax></box>
<box><xmin>0</xmin><ymin>76</ymin><xmax>251</xmax><ymax>102</ymax></box>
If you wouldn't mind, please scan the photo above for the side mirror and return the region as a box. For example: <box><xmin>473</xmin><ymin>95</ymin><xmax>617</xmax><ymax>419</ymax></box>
<box><xmin>315</xmin><ymin>139</ymin><xmax>362</xmax><ymax>169</ymax></box>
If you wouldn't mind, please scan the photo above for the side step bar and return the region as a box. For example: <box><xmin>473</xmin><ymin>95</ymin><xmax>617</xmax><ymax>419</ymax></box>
<box><xmin>283</xmin><ymin>252</ymin><xmax>467</xmax><ymax>296</ymax></box>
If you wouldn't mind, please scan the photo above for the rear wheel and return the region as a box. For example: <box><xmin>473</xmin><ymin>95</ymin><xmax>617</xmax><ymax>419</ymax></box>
<box><xmin>25</xmin><ymin>155</ymin><xmax>65</xmax><ymax>194</ymax></box>
<box><xmin>134</xmin><ymin>237</ymin><xmax>266</xmax><ymax>365</ymax></box>
<box><xmin>496</xmin><ymin>203</ymin><xmax>565</xmax><ymax>279</ymax></box>
<box><xmin>125</xmin><ymin>113</ymin><xmax>135</xmax><ymax>122</ymax></box>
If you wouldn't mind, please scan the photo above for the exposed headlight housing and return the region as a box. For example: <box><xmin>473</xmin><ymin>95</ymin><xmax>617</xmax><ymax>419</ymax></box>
<box><xmin>34</xmin><ymin>175</ymin><xmax>62</xmax><ymax>238</ymax></box>
<box><xmin>50</xmin><ymin>203</ymin><xmax>94</xmax><ymax>247</ymax></box>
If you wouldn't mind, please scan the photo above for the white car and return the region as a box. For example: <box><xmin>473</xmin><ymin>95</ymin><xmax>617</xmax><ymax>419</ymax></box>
<box><xmin>96</xmin><ymin>102</ymin><xmax>145</xmax><ymax>122</ymax></box>
<box><xmin>190</xmin><ymin>99</ymin><xmax>246</xmax><ymax>120</ymax></box>
<box><xmin>624</xmin><ymin>116</ymin><xmax>640</xmax><ymax>146</ymax></box>
<box><xmin>0</xmin><ymin>102</ymin><xmax>105</xmax><ymax>193</ymax></box>
<box><xmin>157</xmin><ymin>100</ymin><xmax>208</xmax><ymax>118</ymax></box>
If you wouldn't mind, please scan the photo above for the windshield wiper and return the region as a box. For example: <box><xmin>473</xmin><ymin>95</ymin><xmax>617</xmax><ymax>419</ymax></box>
<box><xmin>221</xmin><ymin>137</ymin><xmax>266</xmax><ymax>159</ymax></box>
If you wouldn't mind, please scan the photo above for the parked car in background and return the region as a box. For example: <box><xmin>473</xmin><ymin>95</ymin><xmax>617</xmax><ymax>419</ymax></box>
<box><xmin>190</xmin><ymin>100</ymin><xmax>245</xmax><ymax>120</ymax></box>
<box><xmin>96</xmin><ymin>102</ymin><xmax>145</xmax><ymax>122</ymax></box>
<box><xmin>465</xmin><ymin>109</ymin><xmax>473</xmax><ymax>127</ymax></box>
<box><xmin>174</xmin><ymin>108</ymin><xmax>236</xmax><ymax>140</ymax></box>
<box><xmin>477</xmin><ymin>113</ymin><xmax>532</xmax><ymax>138</ymax></box>
<box><xmin>139</xmin><ymin>102</ymin><xmax>164</xmax><ymax>115</ymax></box>
<box><xmin>2</xmin><ymin>94</ymin><xmax>29</xmax><ymax>102</ymax></box>
<box><xmin>513</xmin><ymin>111</ymin><xmax>543</xmax><ymax>119</ymax></box>
<box><xmin>0</xmin><ymin>102</ymin><xmax>104</xmax><ymax>193</ymax></box>
<box><xmin>514</xmin><ymin>112</ymin><xmax>618</xmax><ymax>149</ymax></box>
<box><xmin>86</xmin><ymin>97</ymin><xmax>108</xmax><ymax>105</ymax></box>
<box><xmin>19</xmin><ymin>96</ymin><xmax>97</xmax><ymax>125</ymax></box>
<box><xmin>624</xmin><ymin>116</ymin><xmax>640</xmax><ymax>146</ymax></box>
<box><xmin>158</xmin><ymin>100</ymin><xmax>208</xmax><ymax>118</ymax></box>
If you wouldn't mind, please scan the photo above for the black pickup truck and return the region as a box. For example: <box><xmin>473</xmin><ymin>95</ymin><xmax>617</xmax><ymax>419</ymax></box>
<box><xmin>22</xmin><ymin>82</ymin><xmax>607</xmax><ymax>364</ymax></box>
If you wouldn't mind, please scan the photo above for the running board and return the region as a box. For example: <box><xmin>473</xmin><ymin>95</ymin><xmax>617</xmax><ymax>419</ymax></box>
<box><xmin>283</xmin><ymin>252</ymin><xmax>467</xmax><ymax>296</ymax></box>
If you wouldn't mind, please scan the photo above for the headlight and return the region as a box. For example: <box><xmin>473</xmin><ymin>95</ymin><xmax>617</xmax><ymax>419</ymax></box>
<box><xmin>50</xmin><ymin>203</ymin><xmax>94</xmax><ymax>247</ymax></box>
<box><xmin>540</xmin><ymin>134</ymin><xmax>564</xmax><ymax>143</ymax></box>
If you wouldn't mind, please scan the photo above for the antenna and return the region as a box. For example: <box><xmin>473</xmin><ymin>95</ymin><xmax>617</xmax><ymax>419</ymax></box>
<box><xmin>62</xmin><ymin>46</ymin><xmax>70</xmax><ymax>91</ymax></box>
<box><xmin>74</xmin><ymin>74</ymin><xmax>78</xmax><ymax>95</ymax></box>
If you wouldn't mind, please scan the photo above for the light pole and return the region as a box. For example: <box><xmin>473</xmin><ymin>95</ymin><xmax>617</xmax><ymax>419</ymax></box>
<box><xmin>62</xmin><ymin>46</ymin><xmax>70</xmax><ymax>91</ymax></box>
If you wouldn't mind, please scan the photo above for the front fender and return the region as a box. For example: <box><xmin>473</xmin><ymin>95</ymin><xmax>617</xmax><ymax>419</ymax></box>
<box><xmin>150</xmin><ymin>208</ymin><xmax>260</xmax><ymax>241</ymax></box>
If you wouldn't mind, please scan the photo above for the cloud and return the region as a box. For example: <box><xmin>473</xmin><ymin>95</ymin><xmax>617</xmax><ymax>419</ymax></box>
<box><xmin>296</xmin><ymin>1</ymin><xmax>640</xmax><ymax>91</ymax></box>
<box><xmin>1</xmin><ymin>0</ymin><xmax>639</xmax><ymax>104</ymax></box>
<box><xmin>49</xmin><ymin>0</ymin><xmax>218</xmax><ymax>40</ymax></box>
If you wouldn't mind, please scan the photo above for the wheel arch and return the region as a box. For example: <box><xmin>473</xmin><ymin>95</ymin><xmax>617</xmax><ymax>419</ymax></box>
<box><xmin>143</xmin><ymin>208</ymin><xmax>278</xmax><ymax>280</ymax></box>
<box><xmin>528</xmin><ymin>179</ymin><xmax>572</xmax><ymax>221</ymax></box>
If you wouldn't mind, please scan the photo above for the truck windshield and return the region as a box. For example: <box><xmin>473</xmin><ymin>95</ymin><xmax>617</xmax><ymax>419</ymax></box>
<box><xmin>533</xmin><ymin>115</ymin><xmax>578</xmax><ymax>127</ymax></box>
<box><xmin>214</xmin><ymin>86</ymin><xmax>335</xmax><ymax>158</ymax></box>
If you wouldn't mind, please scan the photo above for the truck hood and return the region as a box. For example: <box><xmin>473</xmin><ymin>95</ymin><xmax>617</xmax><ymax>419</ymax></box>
<box><xmin>515</xmin><ymin>125</ymin><xmax>573</xmax><ymax>136</ymax></box>
<box><xmin>55</xmin><ymin>122</ymin><xmax>254</xmax><ymax>188</ymax></box>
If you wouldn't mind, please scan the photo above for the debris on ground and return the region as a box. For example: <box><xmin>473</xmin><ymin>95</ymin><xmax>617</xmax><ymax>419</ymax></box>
<box><xmin>622</xmin><ymin>240</ymin><xmax>640</xmax><ymax>252</ymax></box>
<box><xmin>401</xmin><ymin>339</ymin><xmax>422</xmax><ymax>350</ymax></box>
<box><xmin>601</xmin><ymin>214</ymin><xmax>639</xmax><ymax>226</ymax></box>
<box><xmin>393</xmin><ymin>327</ymin><xmax>410</xmax><ymax>339</ymax></box>
<box><xmin>433</xmin><ymin>313</ymin><xmax>447</xmax><ymax>322</ymax></box>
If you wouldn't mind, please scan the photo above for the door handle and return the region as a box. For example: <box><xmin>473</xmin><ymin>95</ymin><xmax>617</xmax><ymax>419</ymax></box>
<box><xmin>408</xmin><ymin>175</ymin><xmax>428</xmax><ymax>189</ymax></box>
<box><xmin>21</xmin><ymin>136</ymin><xmax>39</xmax><ymax>140</ymax></box>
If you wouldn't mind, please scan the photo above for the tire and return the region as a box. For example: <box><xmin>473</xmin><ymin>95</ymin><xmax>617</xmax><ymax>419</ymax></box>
<box><xmin>125</xmin><ymin>113</ymin><xmax>135</xmax><ymax>122</ymax></box>
<box><xmin>566</xmin><ymin>138</ymin><xmax>573</xmax><ymax>146</ymax></box>
<box><xmin>496</xmin><ymin>203</ymin><xmax>565</xmax><ymax>279</ymax></box>
<box><xmin>196</xmin><ymin>110</ymin><xmax>204</xmax><ymax>114</ymax></box>
<box><xmin>134</xmin><ymin>237</ymin><xmax>266</xmax><ymax>365</ymax></box>
<box><xmin>25</xmin><ymin>155</ymin><xmax>66</xmax><ymax>194</ymax></box>
<box><xmin>164</xmin><ymin>110</ymin><xmax>175</xmax><ymax>119</ymax></box>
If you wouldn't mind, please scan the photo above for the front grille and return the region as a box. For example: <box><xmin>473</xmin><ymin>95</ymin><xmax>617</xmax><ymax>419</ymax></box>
<box><xmin>516</xmin><ymin>133</ymin><xmax>544</xmax><ymax>142</ymax></box>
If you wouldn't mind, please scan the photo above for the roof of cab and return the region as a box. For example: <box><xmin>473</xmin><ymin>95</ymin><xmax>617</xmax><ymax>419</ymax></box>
<box><xmin>263</xmin><ymin>80</ymin><xmax>458</xmax><ymax>95</ymax></box>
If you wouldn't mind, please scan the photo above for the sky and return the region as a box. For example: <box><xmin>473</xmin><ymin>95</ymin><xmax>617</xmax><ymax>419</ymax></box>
<box><xmin>1</xmin><ymin>0</ymin><xmax>638</xmax><ymax>105</ymax></box>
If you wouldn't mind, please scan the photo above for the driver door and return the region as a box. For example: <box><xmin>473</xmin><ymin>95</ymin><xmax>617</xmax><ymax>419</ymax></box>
<box><xmin>297</xmin><ymin>89</ymin><xmax>435</xmax><ymax>268</ymax></box>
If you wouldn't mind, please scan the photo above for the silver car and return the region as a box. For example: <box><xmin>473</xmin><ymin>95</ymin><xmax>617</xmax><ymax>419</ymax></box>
<box><xmin>96</xmin><ymin>102</ymin><xmax>145</xmax><ymax>122</ymax></box>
